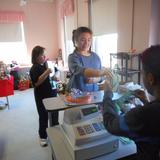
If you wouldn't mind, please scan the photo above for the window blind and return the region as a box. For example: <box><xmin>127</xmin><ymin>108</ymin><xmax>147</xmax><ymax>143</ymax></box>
<box><xmin>0</xmin><ymin>23</ymin><xmax>22</xmax><ymax>42</ymax></box>
<box><xmin>91</xmin><ymin>0</ymin><xmax>118</xmax><ymax>36</ymax></box>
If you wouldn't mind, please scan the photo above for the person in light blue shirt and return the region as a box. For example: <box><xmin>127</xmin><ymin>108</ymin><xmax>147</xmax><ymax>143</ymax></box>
<box><xmin>67</xmin><ymin>26</ymin><xmax>112</xmax><ymax>92</ymax></box>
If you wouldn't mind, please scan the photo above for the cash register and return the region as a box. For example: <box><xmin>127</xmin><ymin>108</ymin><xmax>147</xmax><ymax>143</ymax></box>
<box><xmin>60</xmin><ymin>104</ymin><xmax>119</xmax><ymax>160</ymax></box>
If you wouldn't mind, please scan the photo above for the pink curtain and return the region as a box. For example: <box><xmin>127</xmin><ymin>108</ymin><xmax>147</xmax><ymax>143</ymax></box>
<box><xmin>0</xmin><ymin>11</ymin><xmax>24</xmax><ymax>23</ymax></box>
<box><xmin>61</xmin><ymin>0</ymin><xmax>74</xmax><ymax>18</ymax></box>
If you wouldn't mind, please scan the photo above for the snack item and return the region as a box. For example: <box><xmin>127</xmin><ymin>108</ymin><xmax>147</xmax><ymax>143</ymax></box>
<box><xmin>65</xmin><ymin>88</ymin><xmax>91</xmax><ymax>103</ymax></box>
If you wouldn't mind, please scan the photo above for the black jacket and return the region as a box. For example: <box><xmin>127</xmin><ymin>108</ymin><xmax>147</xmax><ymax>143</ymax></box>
<box><xmin>30</xmin><ymin>63</ymin><xmax>56</xmax><ymax>99</ymax></box>
<box><xmin>103</xmin><ymin>90</ymin><xmax>160</xmax><ymax>160</ymax></box>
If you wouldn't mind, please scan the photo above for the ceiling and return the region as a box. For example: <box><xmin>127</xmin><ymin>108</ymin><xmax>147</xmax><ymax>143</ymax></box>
<box><xmin>20</xmin><ymin>0</ymin><xmax>54</xmax><ymax>6</ymax></box>
<box><xmin>31</xmin><ymin>0</ymin><xmax>54</xmax><ymax>2</ymax></box>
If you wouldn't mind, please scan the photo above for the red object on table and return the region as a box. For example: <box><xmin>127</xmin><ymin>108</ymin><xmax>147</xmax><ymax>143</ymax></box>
<box><xmin>0</xmin><ymin>76</ymin><xmax>14</xmax><ymax>97</ymax></box>
<box><xmin>65</xmin><ymin>95</ymin><xmax>91</xmax><ymax>104</ymax></box>
<box><xmin>18</xmin><ymin>80</ymin><xmax>30</xmax><ymax>91</ymax></box>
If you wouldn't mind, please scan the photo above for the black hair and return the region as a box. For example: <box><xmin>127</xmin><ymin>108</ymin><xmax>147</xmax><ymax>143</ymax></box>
<box><xmin>72</xmin><ymin>29</ymin><xmax>77</xmax><ymax>48</ymax></box>
<box><xmin>141</xmin><ymin>44</ymin><xmax>160</xmax><ymax>81</ymax></box>
<box><xmin>31</xmin><ymin>46</ymin><xmax>45</xmax><ymax>64</ymax></box>
<box><xmin>72</xmin><ymin>26</ymin><xmax>93</xmax><ymax>50</ymax></box>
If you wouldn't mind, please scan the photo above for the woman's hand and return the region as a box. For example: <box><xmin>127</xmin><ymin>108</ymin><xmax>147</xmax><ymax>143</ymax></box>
<box><xmin>99</xmin><ymin>79</ymin><xmax>112</xmax><ymax>91</ymax></box>
<box><xmin>46</xmin><ymin>68</ymin><xmax>52</xmax><ymax>74</ymax></box>
<box><xmin>104</xmin><ymin>79</ymin><xmax>112</xmax><ymax>92</ymax></box>
<box><xmin>103</xmin><ymin>79</ymin><xmax>113</xmax><ymax>100</ymax></box>
<box><xmin>35</xmin><ymin>68</ymin><xmax>52</xmax><ymax>87</ymax></box>
<box><xmin>86</xmin><ymin>77</ymin><xmax>101</xmax><ymax>83</ymax></box>
<box><xmin>101</xmin><ymin>68</ymin><xmax>113</xmax><ymax>79</ymax></box>
<box><xmin>52</xmin><ymin>75</ymin><xmax>59</xmax><ymax>81</ymax></box>
<box><xmin>133</xmin><ymin>89</ymin><xmax>148</xmax><ymax>104</ymax></box>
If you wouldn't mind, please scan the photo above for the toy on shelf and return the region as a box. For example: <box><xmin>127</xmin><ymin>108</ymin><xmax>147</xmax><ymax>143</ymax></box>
<box><xmin>18</xmin><ymin>75</ymin><xmax>30</xmax><ymax>91</ymax></box>
<box><xmin>0</xmin><ymin>61</ymin><xmax>10</xmax><ymax>80</ymax></box>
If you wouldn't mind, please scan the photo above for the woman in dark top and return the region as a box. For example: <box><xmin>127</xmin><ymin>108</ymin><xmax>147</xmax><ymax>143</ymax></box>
<box><xmin>103</xmin><ymin>45</ymin><xmax>160</xmax><ymax>159</ymax></box>
<box><xmin>30</xmin><ymin>46</ymin><xmax>58</xmax><ymax>147</ymax></box>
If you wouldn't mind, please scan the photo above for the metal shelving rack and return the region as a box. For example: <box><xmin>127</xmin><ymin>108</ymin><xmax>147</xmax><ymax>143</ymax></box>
<box><xmin>110</xmin><ymin>52</ymin><xmax>141</xmax><ymax>84</ymax></box>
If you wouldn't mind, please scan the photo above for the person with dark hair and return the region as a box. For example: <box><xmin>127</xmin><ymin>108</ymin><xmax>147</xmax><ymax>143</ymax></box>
<box><xmin>30</xmin><ymin>46</ymin><xmax>59</xmax><ymax>147</ymax></box>
<box><xmin>103</xmin><ymin>45</ymin><xmax>160</xmax><ymax>160</ymax></box>
<box><xmin>67</xmin><ymin>26</ymin><xmax>112</xmax><ymax>92</ymax></box>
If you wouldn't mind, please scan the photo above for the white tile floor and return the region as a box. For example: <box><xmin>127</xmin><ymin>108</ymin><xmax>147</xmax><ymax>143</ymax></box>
<box><xmin>0</xmin><ymin>89</ymin><xmax>52</xmax><ymax>160</ymax></box>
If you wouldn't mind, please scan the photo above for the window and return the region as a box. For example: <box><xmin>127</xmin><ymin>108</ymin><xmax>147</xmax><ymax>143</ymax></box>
<box><xmin>89</xmin><ymin>0</ymin><xmax>118</xmax><ymax>68</ymax></box>
<box><xmin>0</xmin><ymin>11</ymin><xmax>28</xmax><ymax>64</ymax></box>
<box><xmin>60</xmin><ymin>0</ymin><xmax>75</xmax><ymax>66</ymax></box>
<box><xmin>63</xmin><ymin>15</ymin><xmax>75</xmax><ymax>66</ymax></box>
<box><xmin>0</xmin><ymin>22</ymin><xmax>27</xmax><ymax>64</ymax></box>
<box><xmin>92</xmin><ymin>33</ymin><xmax>118</xmax><ymax>68</ymax></box>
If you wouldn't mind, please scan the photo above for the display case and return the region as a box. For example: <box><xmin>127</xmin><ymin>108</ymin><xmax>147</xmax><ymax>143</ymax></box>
<box><xmin>110</xmin><ymin>52</ymin><xmax>141</xmax><ymax>84</ymax></box>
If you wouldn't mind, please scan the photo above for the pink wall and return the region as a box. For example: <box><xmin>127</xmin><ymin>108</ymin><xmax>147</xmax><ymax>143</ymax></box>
<box><xmin>55</xmin><ymin>0</ymin><xmax>65</xmax><ymax>57</ymax></box>
<box><xmin>0</xmin><ymin>0</ymin><xmax>59</xmax><ymax>63</ymax></box>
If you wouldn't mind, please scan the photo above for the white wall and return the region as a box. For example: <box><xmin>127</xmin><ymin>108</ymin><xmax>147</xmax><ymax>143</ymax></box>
<box><xmin>133</xmin><ymin>0</ymin><xmax>151</xmax><ymax>52</ymax></box>
<box><xmin>76</xmin><ymin>0</ymin><xmax>89</xmax><ymax>27</ymax></box>
<box><xmin>117</xmin><ymin>0</ymin><xmax>160</xmax><ymax>52</ymax></box>
<box><xmin>117</xmin><ymin>0</ymin><xmax>133</xmax><ymax>52</ymax></box>
<box><xmin>92</xmin><ymin>0</ymin><xmax>117</xmax><ymax>36</ymax></box>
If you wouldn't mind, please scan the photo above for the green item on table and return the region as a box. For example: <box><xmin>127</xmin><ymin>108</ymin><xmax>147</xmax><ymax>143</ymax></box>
<box><xmin>114</xmin><ymin>90</ymin><xmax>133</xmax><ymax>112</ymax></box>
<box><xmin>119</xmin><ymin>137</ymin><xmax>133</xmax><ymax>144</ymax></box>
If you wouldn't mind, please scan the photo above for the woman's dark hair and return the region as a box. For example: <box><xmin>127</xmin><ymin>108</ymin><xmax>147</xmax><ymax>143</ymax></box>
<box><xmin>31</xmin><ymin>46</ymin><xmax>45</xmax><ymax>64</ymax></box>
<box><xmin>72</xmin><ymin>26</ymin><xmax>93</xmax><ymax>49</ymax></box>
<box><xmin>141</xmin><ymin>44</ymin><xmax>160</xmax><ymax>80</ymax></box>
<box><xmin>72</xmin><ymin>29</ymin><xmax>77</xmax><ymax>48</ymax></box>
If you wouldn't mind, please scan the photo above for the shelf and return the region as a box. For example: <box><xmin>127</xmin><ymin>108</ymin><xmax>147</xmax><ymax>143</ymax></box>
<box><xmin>110</xmin><ymin>52</ymin><xmax>140</xmax><ymax>60</ymax></box>
<box><xmin>113</xmin><ymin>68</ymin><xmax>140</xmax><ymax>76</ymax></box>
<box><xmin>110</xmin><ymin>52</ymin><xmax>141</xmax><ymax>84</ymax></box>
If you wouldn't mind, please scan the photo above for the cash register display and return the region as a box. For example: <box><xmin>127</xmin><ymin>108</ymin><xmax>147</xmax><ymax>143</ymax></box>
<box><xmin>81</xmin><ymin>106</ymin><xmax>98</xmax><ymax>116</ymax></box>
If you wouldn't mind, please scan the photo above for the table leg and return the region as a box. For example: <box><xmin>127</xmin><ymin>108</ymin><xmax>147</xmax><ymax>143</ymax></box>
<box><xmin>48</xmin><ymin>112</ymin><xmax>53</xmax><ymax>127</ymax></box>
<box><xmin>6</xmin><ymin>96</ymin><xmax>9</xmax><ymax>109</ymax></box>
<box><xmin>48</xmin><ymin>111</ymin><xmax>59</xmax><ymax>127</ymax></box>
<box><xmin>52</xmin><ymin>153</ymin><xmax>55</xmax><ymax>160</ymax></box>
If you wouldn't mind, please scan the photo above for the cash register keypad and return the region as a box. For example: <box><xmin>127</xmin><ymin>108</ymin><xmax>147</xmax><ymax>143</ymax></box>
<box><xmin>76</xmin><ymin>122</ymin><xmax>105</xmax><ymax>136</ymax></box>
<box><xmin>83</xmin><ymin>125</ymin><xmax>94</xmax><ymax>134</ymax></box>
<box><xmin>77</xmin><ymin>127</ymin><xmax>86</xmax><ymax>136</ymax></box>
